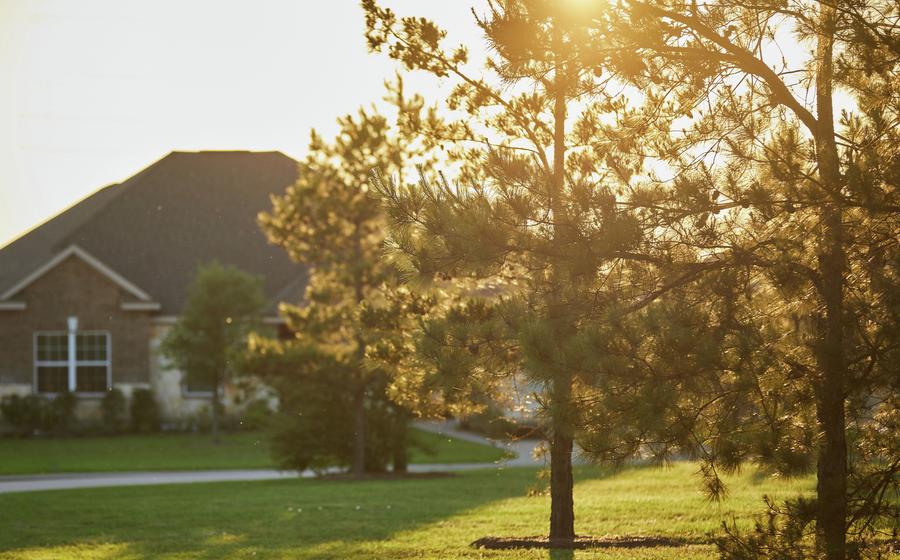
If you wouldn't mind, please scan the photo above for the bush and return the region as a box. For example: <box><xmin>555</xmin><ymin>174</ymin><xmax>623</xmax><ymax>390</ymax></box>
<box><xmin>458</xmin><ymin>404</ymin><xmax>522</xmax><ymax>439</ymax></box>
<box><xmin>130</xmin><ymin>389</ymin><xmax>160</xmax><ymax>433</ymax></box>
<box><xmin>101</xmin><ymin>388</ymin><xmax>127</xmax><ymax>433</ymax></box>
<box><xmin>1</xmin><ymin>394</ymin><xmax>45</xmax><ymax>436</ymax></box>
<box><xmin>44</xmin><ymin>391</ymin><xmax>77</xmax><ymax>433</ymax></box>
<box><xmin>1</xmin><ymin>392</ymin><xmax>78</xmax><ymax>436</ymax></box>
<box><xmin>268</xmin><ymin>381</ymin><xmax>403</xmax><ymax>473</ymax></box>
<box><xmin>239</xmin><ymin>399</ymin><xmax>273</xmax><ymax>431</ymax></box>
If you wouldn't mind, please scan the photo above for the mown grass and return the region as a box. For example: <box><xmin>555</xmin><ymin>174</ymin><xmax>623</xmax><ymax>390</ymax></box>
<box><xmin>0</xmin><ymin>429</ymin><xmax>506</xmax><ymax>475</ymax></box>
<box><xmin>0</xmin><ymin>462</ymin><xmax>820</xmax><ymax>559</ymax></box>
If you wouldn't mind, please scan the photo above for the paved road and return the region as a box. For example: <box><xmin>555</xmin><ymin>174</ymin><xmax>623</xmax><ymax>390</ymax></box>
<box><xmin>0</xmin><ymin>425</ymin><xmax>543</xmax><ymax>494</ymax></box>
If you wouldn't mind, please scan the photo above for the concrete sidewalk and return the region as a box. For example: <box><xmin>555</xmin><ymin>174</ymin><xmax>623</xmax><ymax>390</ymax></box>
<box><xmin>0</xmin><ymin>461</ymin><xmax>521</xmax><ymax>494</ymax></box>
<box><xmin>413</xmin><ymin>419</ymin><xmax>543</xmax><ymax>468</ymax></box>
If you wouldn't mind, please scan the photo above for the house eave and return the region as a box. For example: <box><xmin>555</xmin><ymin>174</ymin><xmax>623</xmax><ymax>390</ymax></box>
<box><xmin>150</xmin><ymin>315</ymin><xmax>284</xmax><ymax>325</ymax></box>
<box><xmin>121</xmin><ymin>302</ymin><xmax>162</xmax><ymax>311</ymax></box>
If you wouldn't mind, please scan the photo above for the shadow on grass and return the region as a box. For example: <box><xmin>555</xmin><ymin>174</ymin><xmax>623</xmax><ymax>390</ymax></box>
<box><xmin>0</xmin><ymin>467</ymin><xmax>625</xmax><ymax>559</ymax></box>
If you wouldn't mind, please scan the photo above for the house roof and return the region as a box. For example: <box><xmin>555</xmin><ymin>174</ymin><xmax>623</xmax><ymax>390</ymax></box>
<box><xmin>0</xmin><ymin>151</ymin><xmax>307</xmax><ymax>316</ymax></box>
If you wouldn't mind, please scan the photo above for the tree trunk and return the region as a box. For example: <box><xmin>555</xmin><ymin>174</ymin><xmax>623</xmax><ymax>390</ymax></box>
<box><xmin>393</xmin><ymin>417</ymin><xmax>409</xmax><ymax>474</ymax></box>
<box><xmin>814</xmin><ymin>209</ymin><xmax>847</xmax><ymax>560</ymax></box>
<box><xmin>549</xmin><ymin>430</ymin><xmax>575</xmax><ymax>546</ymax></box>
<box><xmin>814</xmin><ymin>355</ymin><xmax>847</xmax><ymax>560</ymax></box>
<box><xmin>546</xmin><ymin>17</ymin><xmax>575</xmax><ymax>548</ymax></box>
<box><xmin>349</xmin><ymin>220</ymin><xmax>368</xmax><ymax>478</ymax></box>
<box><xmin>351</xmin><ymin>385</ymin><xmax>366</xmax><ymax>477</ymax></box>
<box><xmin>812</xmin><ymin>5</ymin><xmax>847</xmax><ymax>558</ymax></box>
<box><xmin>210</xmin><ymin>370</ymin><xmax>220</xmax><ymax>443</ymax></box>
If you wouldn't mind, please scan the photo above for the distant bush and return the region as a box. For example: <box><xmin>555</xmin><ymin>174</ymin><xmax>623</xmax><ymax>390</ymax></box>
<box><xmin>101</xmin><ymin>388</ymin><xmax>127</xmax><ymax>433</ymax></box>
<box><xmin>130</xmin><ymin>389</ymin><xmax>160</xmax><ymax>433</ymax></box>
<box><xmin>458</xmin><ymin>405</ymin><xmax>521</xmax><ymax>440</ymax></box>
<box><xmin>188</xmin><ymin>405</ymin><xmax>214</xmax><ymax>433</ymax></box>
<box><xmin>44</xmin><ymin>391</ymin><xmax>77</xmax><ymax>433</ymax></box>
<box><xmin>239</xmin><ymin>399</ymin><xmax>273</xmax><ymax>431</ymax></box>
<box><xmin>1</xmin><ymin>392</ymin><xmax>78</xmax><ymax>436</ymax></box>
<box><xmin>1</xmin><ymin>395</ymin><xmax>44</xmax><ymax>436</ymax></box>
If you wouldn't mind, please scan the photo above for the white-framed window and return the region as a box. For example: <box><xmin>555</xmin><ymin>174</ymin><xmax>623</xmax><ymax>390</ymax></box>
<box><xmin>34</xmin><ymin>331</ymin><xmax>111</xmax><ymax>394</ymax></box>
<box><xmin>182</xmin><ymin>375</ymin><xmax>217</xmax><ymax>398</ymax></box>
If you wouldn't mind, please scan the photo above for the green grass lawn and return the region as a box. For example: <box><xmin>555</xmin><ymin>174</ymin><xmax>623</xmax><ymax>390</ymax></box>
<box><xmin>0</xmin><ymin>429</ymin><xmax>507</xmax><ymax>475</ymax></box>
<box><xmin>0</xmin><ymin>463</ymin><xmax>818</xmax><ymax>560</ymax></box>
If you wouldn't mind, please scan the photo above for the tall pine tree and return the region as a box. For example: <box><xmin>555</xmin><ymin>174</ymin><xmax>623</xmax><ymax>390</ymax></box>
<box><xmin>365</xmin><ymin>0</ymin><xmax>663</xmax><ymax>544</ymax></box>
<box><xmin>568</xmin><ymin>0</ymin><xmax>900</xmax><ymax>556</ymax></box>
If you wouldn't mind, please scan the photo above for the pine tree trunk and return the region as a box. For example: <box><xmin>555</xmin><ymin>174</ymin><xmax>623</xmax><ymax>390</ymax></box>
<box><xmin>352</xmin><ymin>386</ymin><xmax>366</xmax><ymax>477</ymax></box>
<box><xmin>350</xmin><ymin>221</ymin><xmax>368</xmax><ymax>478</ymax></box>
<box><xmin>546</xmin><ymin>17</ymin><xmax>575</xmax><ymax>548</ymax></box>
<box><xmin>815</xmin><ymin>359</ymin><xmax>847</xmax><ymax>560</ymax></box>
<box><xmin>549</xmin><ymin>430</ymin><xmax>575</xmax><ymax>546</ymax></box>
<box><xmin>812</xmin><ymin>6</ymin><xmax>847</xmax><ymax>557</ymax></box>
<box><xmin>814</xmin><ymin>209</ymin><xmax>847</xmax><ymax>560</ymax></box>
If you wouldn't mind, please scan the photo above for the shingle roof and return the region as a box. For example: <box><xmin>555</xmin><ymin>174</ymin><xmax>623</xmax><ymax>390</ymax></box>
<box><xmin>0</xmin><ymin>151</ymin><xmax>306</xmax><ymax>315</ymax></box>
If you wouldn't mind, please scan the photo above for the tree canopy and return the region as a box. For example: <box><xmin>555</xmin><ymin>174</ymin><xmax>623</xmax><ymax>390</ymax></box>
<box><xmin>162</xmin><ymin>262</ymin><xmax>265</xmax><ymax>439</ymax></box>
<box><xmin>363</xmin><ymin>0</ymin><xmax>898</xmax><ymax>556</ymax></box>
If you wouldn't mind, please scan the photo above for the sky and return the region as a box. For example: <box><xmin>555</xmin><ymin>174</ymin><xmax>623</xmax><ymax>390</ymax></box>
<box><xmin>0</xmin><ymin>0</ymin><xmax>485</xmax><ymax>247</ymax></box>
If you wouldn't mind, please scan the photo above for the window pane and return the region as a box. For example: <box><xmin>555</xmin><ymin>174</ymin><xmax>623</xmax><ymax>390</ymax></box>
<box><xmin>37</xmin><ymin>366</ymin><xmax>68</xmax><ymax>393</ymax></box>
<box><xmin>37</xmin><ymin>334</ymin><xmax>68</xmax><ymax>362</ymax></box>
<box><xmin>76</xmin><ymin>366</ymin><xmax>108</xmax><ymax>392</ymax></box>
<box><xmin>76</xmin><ymin>333</ymin><xmax>108</xmax><ymax>361</ymax></box>
<box><xmin>185</xmin><ymin>374</ymin><xmax>216</xmax><ymax>394</ymax></box>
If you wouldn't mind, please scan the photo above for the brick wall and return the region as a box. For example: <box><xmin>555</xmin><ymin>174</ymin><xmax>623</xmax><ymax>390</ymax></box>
<box><xmin>0</xmin><ymin>255</ymin><xmax>152</xmax><ymax>390</ymax></box>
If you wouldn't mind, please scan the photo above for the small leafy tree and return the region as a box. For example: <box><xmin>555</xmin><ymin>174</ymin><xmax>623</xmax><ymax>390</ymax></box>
<box><xmin>162</xmin><ymin>262</ymin><xmax>265</xmax><ymax>441</ymax></box>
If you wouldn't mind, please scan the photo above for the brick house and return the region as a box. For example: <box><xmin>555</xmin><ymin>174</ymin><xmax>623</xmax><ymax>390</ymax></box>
<box><xmin>0</xmin><ymin>151</ymin><xmax>306</xmax><ymax>421</ymax></box>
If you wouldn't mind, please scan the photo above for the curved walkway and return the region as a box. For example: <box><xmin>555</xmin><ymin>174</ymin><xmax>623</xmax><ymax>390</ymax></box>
<box><xmin>413</xmin><ymin>419</ymin><xmax>542</xmax><ymax>468</ymax></box>
<box><xmin>0</xmin><ymin>424</ymin><xmax>543</xmax><ymax>494</ymax></box>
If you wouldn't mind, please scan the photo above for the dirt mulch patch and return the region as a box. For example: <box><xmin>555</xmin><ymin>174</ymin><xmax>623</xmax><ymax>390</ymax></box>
<box><xmin>319</xmin><ymin>471</ymin><xmax>457</xmax><ymax>482</ymax></box>
<box><xmin>471</xmin><ymin>535</ymin><xmax>696</xmax><ymax>550</ymax></box>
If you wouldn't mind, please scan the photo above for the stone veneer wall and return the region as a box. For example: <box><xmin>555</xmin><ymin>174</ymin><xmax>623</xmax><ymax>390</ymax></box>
<box><xmin>149</xmin><ymin>323</ymin><xmax>269</xmax><ymax>424</ymax></box>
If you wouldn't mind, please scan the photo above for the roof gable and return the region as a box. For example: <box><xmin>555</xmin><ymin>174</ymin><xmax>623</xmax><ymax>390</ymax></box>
<box><xmin>0</xmin><ymin>245</ymin><xmax>155</xmax><ymax>302</ymax></box>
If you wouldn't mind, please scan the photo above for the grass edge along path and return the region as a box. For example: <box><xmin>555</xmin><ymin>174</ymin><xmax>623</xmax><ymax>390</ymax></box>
<box><xmin>0</xmin><ymin>428</ymin><xmax>508</xmax><ymax>475</ymax></box>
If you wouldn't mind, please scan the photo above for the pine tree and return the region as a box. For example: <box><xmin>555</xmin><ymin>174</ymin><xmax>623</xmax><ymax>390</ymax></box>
<box><xmin>567</xmin><ymin>0</ymin><xmax>900</xmax><ymax>557</ymax></box>
<box><xmin>364</xmin><ymin>0</ymin><xmax>898</xmax><ymax>553</ymax></box>
<box><xmin>364</xmin><ymin>0</ymin><xmax>658</xmax><ymax>545</ymax></box>
<box><xmin>258</xmin><ymin>81</ymin><xmax>434</xmax><ymax>476</ymax></box>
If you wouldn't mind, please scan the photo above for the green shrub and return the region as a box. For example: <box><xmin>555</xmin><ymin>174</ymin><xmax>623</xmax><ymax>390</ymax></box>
<box><xmin>239</xmin><ymin>399</ymin><xmax>273</xmax><ymax>431</ymax></box>
<box><xmin>101</xmin><ymin>388</ymin><xmax>127</xmax><ymax>433</ymax></box>
<box><xmin>44</xmin><ymin>391</ymin><xmax>77</xmax><ymax>433</ymax></box>
<box><xmin>188</xmin><ymin>405</ymin><xmax>214</xmax><ymax>433</ymax></box>
<box><xmin>458</xmin><ymin>405</ymin><xmax>521</xmax><ymax>439</ymax></box>
<box><xmin>130</xmin><ymin>389</ymin><xmax>160</xmax><ymax>433</ymax></box>
<box><xmin>1</xmin><ymin>392</ymin><xmax>79</xmax><ymax>436</ymax></box>
<box><xmin>1</xmin><ymin>394</ymin><xmax>45</xmax><ymax>436</ymax></box>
